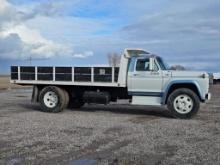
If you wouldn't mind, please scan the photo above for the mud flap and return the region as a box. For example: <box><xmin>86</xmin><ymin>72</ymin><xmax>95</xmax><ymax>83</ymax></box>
<box><xmin>31</xmin><ymin>85</ymin><xmax>39</xmax><ymax>103</ymax></box>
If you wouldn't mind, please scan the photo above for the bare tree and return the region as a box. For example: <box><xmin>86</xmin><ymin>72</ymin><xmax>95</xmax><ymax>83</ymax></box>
<box><xmin>170</xmin><ymin>65</ymin><xmax>186</xmax><ymax>70</ymax></box>
<box><xmin>107</xmin><ymin>52</ymin><xmax>121</xmax><ymax>67</ymax></box>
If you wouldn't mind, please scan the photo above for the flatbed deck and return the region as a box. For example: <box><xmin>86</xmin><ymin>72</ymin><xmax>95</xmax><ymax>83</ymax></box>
<box><xmin>10</xmin><ymin>66</ymin><xmax>120</xmax><ymax>87</ymax></box>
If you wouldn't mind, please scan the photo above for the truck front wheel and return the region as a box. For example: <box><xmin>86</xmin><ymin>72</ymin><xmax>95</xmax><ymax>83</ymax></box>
<box><xmin>39</xmin><ymin>86</ymin><xmax>66</xmax><ymax>113</ymax></box>
<box><xmin>167</xmin><ymin>88</ymin><xmax>200</xmax><ymax>119</ymax></box>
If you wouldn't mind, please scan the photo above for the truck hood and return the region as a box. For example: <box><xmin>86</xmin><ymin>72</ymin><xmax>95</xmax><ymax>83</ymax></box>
<box><xmin>170</xmin><ymin>70</ymin><xmax>208</xmax><ymax>78</ymax></box>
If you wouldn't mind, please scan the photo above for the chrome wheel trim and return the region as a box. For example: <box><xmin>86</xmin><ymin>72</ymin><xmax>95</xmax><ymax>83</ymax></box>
<box><xmin>173</xmin><ymin>94</ymin><xmax>194</xmax><ymax>114</ymax></box>
<box><xmin>43</xmin><ymin>91</ymin><xmax>58</xmax><ymax>108</ymax></box>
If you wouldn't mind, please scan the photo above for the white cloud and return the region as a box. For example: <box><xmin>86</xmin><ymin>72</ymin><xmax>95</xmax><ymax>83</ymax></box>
<box><xmin>0</xmin><ymin>0</ymin><xmax>63</xmax><ymax>26</ymax></box>
<box><xmin>73</xmin><ymin>51</ymin><xmax>94</xmax><ymax>58</ymax></box>
<box><xmin>2</xmin><ymin>25</ymin><xmax>52</xmax><ymax>44</ymax></box>
<box><xmin>1</xmin><ymin>0</ymin><xmax>219</xmax><ymax>72</ymax></box>
<box><xmin>0</xmin><ymin>0</ymin><xmax>78</xmax><ymax>60</ymax></box>
<box><xmin>0</xmin><ymin>33</ymin><xmax>24</xmax><ymax>59</ymax></box>
<box><xmin>0</xmin><ymin>24</ymin><xmax>75</xmax><ymax>59</ymax></box>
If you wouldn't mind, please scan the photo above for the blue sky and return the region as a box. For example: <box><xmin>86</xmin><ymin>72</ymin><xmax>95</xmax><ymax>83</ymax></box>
<box><xmin>0</xmin><ymin>0</ymin><xmax>220</xmax><ymax>74</ymax></box>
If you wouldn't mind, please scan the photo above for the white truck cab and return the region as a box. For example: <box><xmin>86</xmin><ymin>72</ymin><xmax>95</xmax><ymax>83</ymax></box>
<box><xmin>119</xmin><ymin>49</ymin><xmax>211</xmax><ymax>118</ymax></box>
<box><xmin>11</xmin><ymin>49</ymin><xmax>211</xmax><ymax>119</ymax></box>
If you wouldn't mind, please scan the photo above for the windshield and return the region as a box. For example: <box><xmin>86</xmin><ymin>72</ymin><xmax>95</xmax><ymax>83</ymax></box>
<box><xmin>156</xmin><ymin>57</ymin><xmax>169</xmax><ymax>70</ymax></box>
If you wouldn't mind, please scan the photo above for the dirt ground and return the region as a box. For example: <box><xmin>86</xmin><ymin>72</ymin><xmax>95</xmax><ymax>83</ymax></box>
<box><xmin>0</xmin><ymin>85</ymin><xmax>219</xmax><ymax>165</ymax></box>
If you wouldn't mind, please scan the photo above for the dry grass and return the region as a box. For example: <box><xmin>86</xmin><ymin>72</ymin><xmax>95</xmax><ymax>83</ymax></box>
<box><xmin>0</xmin><ymin>76</ymin><xmax>29</xmax><ymax>90</ymax></box>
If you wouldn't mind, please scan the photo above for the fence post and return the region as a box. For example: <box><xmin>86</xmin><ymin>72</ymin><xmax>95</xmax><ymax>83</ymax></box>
<box><xmin>91</xmin><ymin>67</ymin><xmax>94</xmax><ymax>83</ymax></box>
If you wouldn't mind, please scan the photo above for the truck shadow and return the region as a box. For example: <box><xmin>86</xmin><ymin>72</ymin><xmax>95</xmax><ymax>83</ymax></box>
<box><xmin>19</xmin><ymin>103</ymin><xmax>173</xmax><ymax>119</ymax></box>
<box><xmin>79</xmin><ymin>104</ymin><xmax>173</xmax><ymax>119</ymax></box>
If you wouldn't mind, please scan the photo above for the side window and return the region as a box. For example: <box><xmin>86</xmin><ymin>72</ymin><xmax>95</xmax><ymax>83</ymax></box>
<box><xmin>136</xmin><ymin>58</ymin><xmax>150</xmax><ymax>71</ymax></box>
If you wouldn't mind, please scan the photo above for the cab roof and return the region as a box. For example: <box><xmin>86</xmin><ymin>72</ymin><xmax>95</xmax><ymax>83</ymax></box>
<box><xmin>124</xmin><ymin>48</ymin><xmax>159</xmax><ymax>58</ymax></box>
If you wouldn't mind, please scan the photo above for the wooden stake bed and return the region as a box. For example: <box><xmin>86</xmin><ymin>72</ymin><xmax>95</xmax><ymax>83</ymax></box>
<box><xmin>11</xmin><ymin>66</ymin><xmax>120</xmax><ymax>87</ymax></box>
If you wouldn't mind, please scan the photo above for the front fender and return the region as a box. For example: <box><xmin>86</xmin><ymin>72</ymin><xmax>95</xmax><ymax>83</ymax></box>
<box><xmin>162</xmin><ymin>80</ymin><xmax>203</xmax><ymax>105</ymax></box>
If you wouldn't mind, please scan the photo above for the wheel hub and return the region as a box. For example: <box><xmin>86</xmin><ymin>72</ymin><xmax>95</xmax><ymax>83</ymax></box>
<box><xmin>43</xmin><ymin>91</ymin><xmax>58</xmax><ymax>108</ymax></box>
<box><xmin>174</xmin><ymin>94</ymin><xmax>193</xmax><ymax>114</ymax></box>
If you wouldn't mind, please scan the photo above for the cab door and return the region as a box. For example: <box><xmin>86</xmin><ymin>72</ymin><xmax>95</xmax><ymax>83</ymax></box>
<box><xmin>127</xmin><ymin>57</ymin><xmax>163</xmax><ymax>97</ymax></box>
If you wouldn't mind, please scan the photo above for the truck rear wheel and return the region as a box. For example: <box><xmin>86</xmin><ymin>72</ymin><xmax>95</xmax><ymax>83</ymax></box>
<box><xmin>39</xmin><ymin>86</ymin><xmax>66</xmax><ymax>113</ymax></box>
<box><xmin>62</xmin><ymin>88</ymin><xmax>70</xmax><ymax>109</ymax></box>
<box><xmin>167</xmin><ymin>88</ymin><xmax>200</xmax><ymax>119</ymax></box>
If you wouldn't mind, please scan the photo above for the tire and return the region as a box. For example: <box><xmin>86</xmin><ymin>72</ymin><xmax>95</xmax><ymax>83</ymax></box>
<box><xmin>39</xmin><ymin>86</ymin><xmax>66</xmax><ymax>113</ymax></box>
<box><xmin>167</xmin><ymin>88</ymin><xmax>200</xmax><ymax>119</ymax></box>
<box><xmin>62</xmin><ymin>88</ymin><xmax>69</xmax><ymax>109</ymax></box>
<box><xmin>213</xmin><ymin>80</ymin><xmax>217</xmax><ymax>84</ymax></box>
<box><xmin>69</xmin><ymin>98</ymin><xmax>85</xmax><ymax>109</ymax></box>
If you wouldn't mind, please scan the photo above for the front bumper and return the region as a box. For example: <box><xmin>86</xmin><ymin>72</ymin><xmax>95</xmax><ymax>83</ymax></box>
<box><xmin>205</xmin><ymin>93</ymin><xmax>211</xmax><ymax>101</ymax></box>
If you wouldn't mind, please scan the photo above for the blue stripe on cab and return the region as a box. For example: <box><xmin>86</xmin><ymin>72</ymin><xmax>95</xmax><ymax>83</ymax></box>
<box><xmin>128</xmin><ymin>91</ymin><xmax>163</xmax><ymax>97</ymax></box>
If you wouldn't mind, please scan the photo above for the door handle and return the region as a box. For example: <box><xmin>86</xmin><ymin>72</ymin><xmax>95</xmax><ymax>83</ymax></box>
<box><xmin>151</xmin><ymin>72</ymin><xmax>159</xmax><ymax>75</ymax></box>
<box><xmin>133</xmin><ymin>73</ymin><xmax>139</xmax><ymax>76</ymax></box>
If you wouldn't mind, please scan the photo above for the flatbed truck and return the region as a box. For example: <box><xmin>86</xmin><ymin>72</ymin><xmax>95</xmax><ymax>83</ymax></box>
<box><xmin>10</xmin><ymin>49</ymin><xmax>211</xmax><ymax>119</ymax></box>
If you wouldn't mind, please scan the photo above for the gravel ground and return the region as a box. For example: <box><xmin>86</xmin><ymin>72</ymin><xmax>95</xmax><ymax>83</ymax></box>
<box><xmin>0</xmin><ymin>85</ymin><xmax>219</xmax><ymax>165</ymax></box>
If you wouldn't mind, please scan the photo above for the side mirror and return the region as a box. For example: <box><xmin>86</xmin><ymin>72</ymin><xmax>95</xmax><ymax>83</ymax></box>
<box><xmin>149</xmin><ymin>58</ymin><xmax>154</xmax><ymax>71</ymax></box>
<box><xmin>149</xmin><ymin>58</ymin><xmax>158</xmax><ymax>71</ymax></box>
